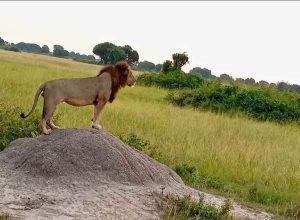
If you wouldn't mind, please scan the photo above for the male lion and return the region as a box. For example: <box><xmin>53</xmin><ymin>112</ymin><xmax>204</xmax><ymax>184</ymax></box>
<box><xmin>20</xmin><ymin>61</ymin><xmax>136</xmax><ymax>134</ymax></box>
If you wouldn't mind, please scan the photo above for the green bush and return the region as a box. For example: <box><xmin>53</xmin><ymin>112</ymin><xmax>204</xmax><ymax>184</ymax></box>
<box><xmin>119</xmin><ymin>133</ymin><xmax>150</xmax><ymax>151</ymax></box>
<box><xmin>174</xmin><ymin>163</ymin><xmax>196</xmax><ymax>180</ymax></box>
<box><xmin>3</xmin><ymin>46</ymin><xmax>19</xmax><ymax>52</ymax></box>
<box><xmin>0</xmin><ymin>213</ymin><xmax>10</xmax><ymax>220</ymax></box>
<box><xmin>161</xmin><ymin>194</ymin><xmax>232</xmax><ymax>220</ymax></box>
<box><xmin>0</xmin><ymin>103</ymin><xmax>41</xmax><ymax>151</ymax></box>
<box><xmin>168</xmin><ymin>83</ymin><xmax>300</xmax><ymax>123</ymax></box>
<box><xmin>137</xmin><ymin>72</ymin><xmax>204</xmax><ymax>89</ymax></box>
<box><xmin>119</xmin><ymin>133</ymin><xmax>167</xmax><ymax>163</ymax></box>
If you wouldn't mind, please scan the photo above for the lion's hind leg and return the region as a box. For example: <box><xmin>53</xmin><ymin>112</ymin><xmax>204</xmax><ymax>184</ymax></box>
<box><xmin>41</xmin><ymin>96</ymin><xmax>59</xmax><ymax>135</ymax></box>
<box><xmin>47</xmin><ymin>118</ymin><xmax>60</xmax><ymax>130</ymax></box>
<box><xmin>92</xmin><ymin>98</ymin><xmax>107</xmax><ymax>130</ymax></box>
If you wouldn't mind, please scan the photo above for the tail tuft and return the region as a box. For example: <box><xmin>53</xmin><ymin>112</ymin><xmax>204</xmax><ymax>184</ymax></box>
<box><xmin>20</xmin><ymin>113</ymin><xmax>26</xmax><ymax>118</ymax></box>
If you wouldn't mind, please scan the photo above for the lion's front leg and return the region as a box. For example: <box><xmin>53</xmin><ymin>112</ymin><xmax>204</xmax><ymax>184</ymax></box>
<box><xmin>92</xmin><ymin>100</ymin><xmax>107</xmax><ymax>130</ymax></box>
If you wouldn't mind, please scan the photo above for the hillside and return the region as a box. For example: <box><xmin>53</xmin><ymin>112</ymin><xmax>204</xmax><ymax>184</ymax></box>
<box><xmin>0</xmin><ymin>50</ymin><xmax>299</xmax><ymax>218</ymax></box>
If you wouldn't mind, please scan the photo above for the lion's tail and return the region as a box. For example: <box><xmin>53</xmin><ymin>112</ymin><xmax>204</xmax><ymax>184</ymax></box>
<box><xmin>20</xmin><ymin>84</ymin><xmax>45</xmax><ymax>119</ymax></box>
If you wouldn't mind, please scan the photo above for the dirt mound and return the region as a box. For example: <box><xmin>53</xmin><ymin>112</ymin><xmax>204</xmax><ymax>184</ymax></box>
<box><xmin>0</xmin><ymin>129</ymin><xmax>273</xmax><ymax>219</ymax></box>
<box><xmin>1</xmin><ymin>128</ymin><xmax>182</xmax><ymax>186</ymax></box>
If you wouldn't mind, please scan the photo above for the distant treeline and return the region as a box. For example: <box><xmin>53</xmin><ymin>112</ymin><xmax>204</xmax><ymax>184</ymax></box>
<box><xmin>0</xmin><ymin>36</ymin><xmax>97</xmax><ymax>63</ymax></box>
<box><xmin>1</xmin><ymin>35</ymin><xmax>299</xmax><ymax>93</ymax></box>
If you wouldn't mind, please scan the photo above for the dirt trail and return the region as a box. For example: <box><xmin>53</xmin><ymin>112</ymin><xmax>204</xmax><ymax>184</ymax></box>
<box><xmin>0</xmin><ymin>129</ymin><xmax>273</xmax><ymax>219</ymax></box>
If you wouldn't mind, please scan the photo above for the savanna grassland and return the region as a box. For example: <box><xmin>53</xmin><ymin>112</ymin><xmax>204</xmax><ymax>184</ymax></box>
<box><xmin>0</xmin><ymin>50</ymin><xmax>300</xmax><ymax>219</ymax></box>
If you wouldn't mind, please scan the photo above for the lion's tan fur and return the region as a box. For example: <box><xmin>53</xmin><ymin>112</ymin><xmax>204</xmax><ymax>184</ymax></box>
<box><xmin>21</xmin><ymin>61</ymin><xmax>136</xmax><ymax>134</ymax></box>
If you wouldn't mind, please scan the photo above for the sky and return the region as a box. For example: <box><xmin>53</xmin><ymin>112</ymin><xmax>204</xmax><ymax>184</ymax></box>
<box><xmin>1</xmin><ymin>1</ymin><xmax>300</xmax><ymax>84</ymax></box>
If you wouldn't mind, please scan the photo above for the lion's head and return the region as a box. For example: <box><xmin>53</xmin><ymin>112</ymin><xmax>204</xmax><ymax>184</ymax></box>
<box><xmin>98</xmin><ymin>61</ymin><xmax>136</xmax><ymax>102</ymax></box>
<box><xmin>115</xmin><ymin>61</ymin><xmax>136</xmax><ymax>87</ymax></box>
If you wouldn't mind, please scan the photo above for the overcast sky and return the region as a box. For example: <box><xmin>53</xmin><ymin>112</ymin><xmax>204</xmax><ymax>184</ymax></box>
<box><xmin>1</xmin><ymin>1</ymin><xmax>300</xmax><ymax>84</ymax></box>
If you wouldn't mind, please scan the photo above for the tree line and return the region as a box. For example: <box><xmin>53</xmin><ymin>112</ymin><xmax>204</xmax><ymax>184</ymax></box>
<box><xmin>0</xmin><ymin>36</ymin><xmax>96</xmax><ymax>62</ymax></box>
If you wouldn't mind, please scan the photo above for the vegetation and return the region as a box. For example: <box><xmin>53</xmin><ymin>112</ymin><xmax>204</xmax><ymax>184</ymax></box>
<box><xmin>172</xmin><ymin>52</ymin><xmax>189</xmax><ymax>71</ymax></box>
<box><xmin>137</xmin><ymin>60</ymin><xmax>156</xmax><ymax>72</ymax></box>
<box><xmin>190</xmin><ymin>67</ymin><xmax>217</xmax><ymax>80</ymax></box>
<box><xmin>160</xmin><ymin>195</ymin><xmax>232</xmax><ymax>220</ymax></box>
<box><xmin>53</xmin><ymin>44</ymin><xmax>69</xmax><ymax>57</ymax></box>
<box><xmin>0</xmin><ymin>104</ymin><xmax>42</xmax><ymax>151</ymax></box>
<box><xmin>167</xmin><ymin>82</ymin><xmax>300</xmax><ymax>124</ymax></box>
<box><xmin>15</xmin><ymin>42</ymin><xmax>44</xmax><ymax>54</ymax></box>
<box><xmin>3</xmin><ymin>46</ymin><xmax>19</xmax><ymax>52</ymax></box>
<box><xmin>162</xmin><ymin>52</ymin><xmax>189</xmax><ymax>73</ymax></box>
<box><xmin>1</xmin><ymin>50</ymin><xmax>300</xmax><ymax>218</ymax></box>
<box><xmin>92</xmin><ymin>42</ymin><xmax>139</xmax><ymax>65</ymax></box>
<box><xmin>0</xmin><ymin>37</ymin><xmax>5</xmax><ymax>45</ymax></box>
<box><xmin>41</xmin><ymin>45</ymin><xmax>50</xmax><ymax>54</ymax></box>
<box><xmin>138</xmin><ymin>72</ymin><xmax>203</xmax><ymax>89</ymax></box>
<box><xmin>0</xmin><ymin>213</ymin><xmax>10</xmax><ymax>220</ymax></box>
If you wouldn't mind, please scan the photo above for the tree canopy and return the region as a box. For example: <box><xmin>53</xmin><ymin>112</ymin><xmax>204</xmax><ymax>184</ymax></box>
<box><xmin>15</xmin><ymin>42</ymin><xmax>42</xmax><ymax>53</ymax></box>
<box><xmin>93</xmin><ymin>42</ymin><xmax>139</xmax><ymax>65</ymax></box>
<box><xmin>189</xmin><ymin>67</ymin><xmax>217</xmax><ymax>80</ymax></box>
<box><xmin>137</xmin><ymin>61</ymin><xmax>156</xmax><ymax>72</ymax></box>
<box><xmin>53</xmin><ymin>45</ymin><xmax>69</xmax><ymax>57</ymax></box>
<box><xmin>0</xmin><ymin>37</ymin><xmax>4</xmax><ymax>45</ymax></box>
<box><xmin>41</xmin><ymin>45</ymin><xmax>50</xmax><ymax>54</ymax></box>
<box><xmin>172</xmin><ymin>52</ymin><xmax>189</xmax><ymax>70</ymax></box>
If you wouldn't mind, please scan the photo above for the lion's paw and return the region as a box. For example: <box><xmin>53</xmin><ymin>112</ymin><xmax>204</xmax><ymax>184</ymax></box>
<box><xmin>92</xmin><ymin>124</ymin><xmax>102</xmax><ymax>130</ymax></box>
<box><xmin>43</xmin><ymin>129</ymin><xmax>52</xmax><ymax>135</ymax></box>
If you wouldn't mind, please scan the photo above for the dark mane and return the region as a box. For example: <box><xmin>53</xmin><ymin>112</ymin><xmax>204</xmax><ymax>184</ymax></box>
<box><xmin>97</xmin><ymin>61</ymin><xmax>129</xmax><ymax>103</ymax></box>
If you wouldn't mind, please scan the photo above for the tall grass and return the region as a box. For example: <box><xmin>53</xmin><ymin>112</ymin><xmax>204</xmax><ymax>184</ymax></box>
<box><xmin>1</xmin><ymin>50</ymin><xmax>300</xmax><ymax>218</ymax></box>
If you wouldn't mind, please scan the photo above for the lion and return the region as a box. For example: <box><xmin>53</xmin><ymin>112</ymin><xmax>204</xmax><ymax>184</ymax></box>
<box><xmin>20</xmin><ymin>61</ymin><xmax>136</xmax><ymax>135</ymax></box>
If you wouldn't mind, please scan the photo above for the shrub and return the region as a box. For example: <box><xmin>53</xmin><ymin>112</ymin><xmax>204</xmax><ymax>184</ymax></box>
<box><xmin>119</xmin><ymin>133</ymin><xmax>166</xmax><ymax>162</ymax></box>
<box><xmin>3</xmin><ymin>46</ymin><xmax>19</xmax><ymax>52</ymax></box>
<box><xmin>0</xmin><ymin>213</ymin><xmax>10</xmax><ymax>220</ymax></box>
<box><xmin>0</xmin><ymin>103</ymin><xmax>41</xmax><ymax>151</ymax></box>
<box><xmin>160</xmin><ymin>194</ymin><xmax>232</xmax><ymax>220</ymax></box>
<box><xmin>168</xmin><ymin>83</ymin><xmax>300</xmax><ymax>123</ymax></box>
<box><xmin>174</xmin><ymin>163</ymin><xmax>196</xmax><ymax>180</ymax></box>
<box><xmin>137</xmin><ymin>72</ymin><xmax>204</xmax><ymax>89</ymax></box>
<box><xmin>119</xmin><ymin>133</ymin><xmax>150</xmax><ymax>151</ymax></box>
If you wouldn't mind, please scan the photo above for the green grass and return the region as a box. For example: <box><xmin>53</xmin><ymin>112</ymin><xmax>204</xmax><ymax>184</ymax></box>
<box><xmin>0</xmin><ymin>213</ymin><xmax>10</xmax><ymax>220</ymax></box>
<box><xmin>1</xmin><ymin>50</ymin><xmax>300</xmax><ymax>218</ymax></box>
<box><xmin>160</xmin><ymin>194</ymin><xmax>232</xmax><ymax>220</ymax></box>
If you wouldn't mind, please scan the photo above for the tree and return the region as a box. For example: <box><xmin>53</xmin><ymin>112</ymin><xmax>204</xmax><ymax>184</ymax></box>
<box><xmin>189</xmin><ymin>67</ymin><xmax>217</xmax><ymax>80</ymax></box>
<box><xmin>155</xmin><ymin>64</ymin><xmax>163</xmax><ymax>72</ymax></box>
<box><xmin>69</xmin><ymin>51</ymin><xmax>76</xmax><ymax>58</ymax></box>
<box><xmin>162</xmin><ymin>60</ymin><xmax>173</xmax><ymax>73</ymax></box>
<box><xmin>258</xmin><ymin>80</ymin><xmax>269</xmax><ymax>86</ymax></box>
<box><xmin>0</xmin><ymin>37</ymin><xmax>4</xmax><ymax>45</ymax></box>
<box><xmin>53</xmin><ymin>45</ymin><xmax>69</xmax><ymax>57</ymax></box>
<box><xmin>41</xmin><ymin>45</ymin><xmax>50</xmax><ymax>53</ymax></box>
<box><xmin>277</xmin><ymin>81</ymin><xmax>289</xmax><ymax>91</ymax></box>
<box><xmin>122</xmin><ymin>45</ymin><xmax>139</xmax><ymax>65</ymax></box>
<box><xmin>245</xmin><ymin>78</ymin><xmax>256</xmax><ymax>85</ymax></box>
<box><xmin>137</xmin><ymin>61</ymin><xmax>156</xmax><ymax>72</ymax></box>
<box><xmin>172</xmin><ymin>52</ymin><xmax>189</xmax><ymax>70</ymax></box>
<box><xmin>290</xmin><ymin>84</ymin><xmax>300</xmax><ymax>93</ymax></box>
<box><xmin>235</xmin><ymin>78</ymin><xmax>245</xmax><ymax>84</ymax></box>
<box><xmin>219</xmin><ymin>73</ymin><xmax>233</xmax><ymax>82</ymax></box>
<box><xmin>15</xmin><ymin>42</ymin><xmax>42</xmax><ymax>53</ymax></box>
<box><xmin>87</xmin><ymin>55</ymin><xmax>96</xmax><ymax>61</ymax></box>
<box><xmin>93</xmin><ymin>42</ymin><xmax>126</xmax><ymax>64</ymax></box>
